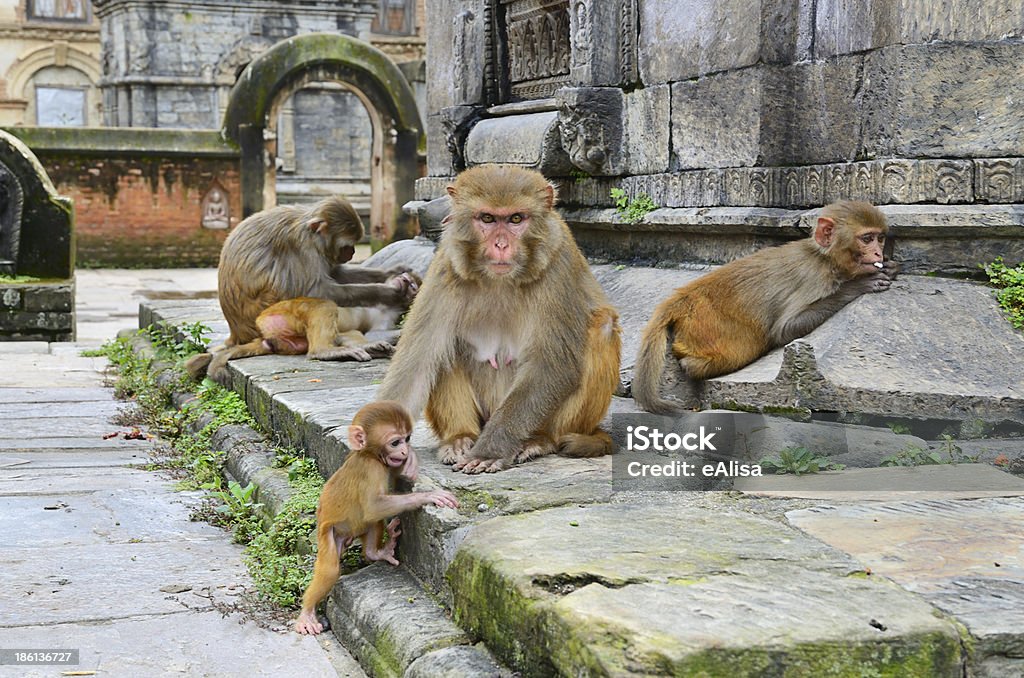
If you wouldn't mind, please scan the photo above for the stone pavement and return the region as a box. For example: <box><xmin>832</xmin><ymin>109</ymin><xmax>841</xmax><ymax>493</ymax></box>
<box><xmin>139</xmin><ymin>242</ymin><xmax>1024</xmax><ymax>677</ymax></box>
<box><xmin>0</xmin><ymin>269</ymin><xmax>365</xmax><ymax>678</ymax></box>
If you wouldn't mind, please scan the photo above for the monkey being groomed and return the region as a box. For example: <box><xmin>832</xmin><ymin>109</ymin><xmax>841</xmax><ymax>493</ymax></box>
<box><xmin>185</xmin><ymin>284</ymin><xmax>418</xmax><ymax>382</ymax></box>
<box><xmin>377</xmin><ymin>164</ymin><xmax>622</xmax><ymax>474</ymax></box>
<box><xmin>632</xmin><ymin>200</ymin><xmax>898</xmax><ymax>414</ymax></box>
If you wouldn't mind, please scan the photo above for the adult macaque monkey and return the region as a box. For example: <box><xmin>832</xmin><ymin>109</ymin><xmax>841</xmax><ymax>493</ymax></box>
<box><xmin>294</xmin><ymin>401</ymin><xmax>459</xmax><ymax>636</ymax></box>
<box><xmin>378</xmin><ymin>165</ymin><xmax>622</xmax><ymax>474</ymax></box>
<box><xmin>633</xmin><ymin>200</ymin><xmax>898</xmax><ymax>414</ymax></box>
<box><xmin>185</xmin><ymin>288</ymin><xmax>417</xmax><ymax>382</ymax></box>
<box><xmin>218</xmin><ymin>196</ymin><xmax>416</xmax><ymax>347</ymax></box>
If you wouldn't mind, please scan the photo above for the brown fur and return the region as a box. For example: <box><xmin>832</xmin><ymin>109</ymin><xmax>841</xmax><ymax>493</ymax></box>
<box><xmin>293</xmin><ymin>401</ymin><xmax>458</xmax><ymax>635</ymax></box>
<box><xmin>633</xmin><ymin>201</ymin><xmax>895</xmax><ymax>414</ymax></box>
<box><xmin>217</xmin><ymin>196</ymin><xmax>412</xmax><ymax>348</ymax></box>
<box><xmin>378</xmin><ymin>165</ymin><xmax>621</xmax><ymax>473</ymax></box>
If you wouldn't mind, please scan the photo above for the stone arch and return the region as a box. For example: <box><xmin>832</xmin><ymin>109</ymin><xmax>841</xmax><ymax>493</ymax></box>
<box><xmin>222</xmin><ymin>33</ymin><xmax>424</xmax><ymax>244</ymax></box>
<box><xmin>6</xmin><ymin>43</ymin><xmax>102</xmax><ymax>125</ymax></box>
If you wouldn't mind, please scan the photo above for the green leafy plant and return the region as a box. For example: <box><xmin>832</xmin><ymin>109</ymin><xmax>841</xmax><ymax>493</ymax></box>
<box><xmin>211</xmin><ymin>480</ymin><xmax>264</xmax><ymax>543</ymax></box>
<box><xmin>610</xmin><ymin>188</ymin><xmax>657</xmax><ymax>224</ymax></box>
<box><xmin>759</xmin><ymin>447</ymin><xmax>845</xmax><ymax>475</ymax></box>
<box><xmin>984</xmin><ymin>257</ymin><xmax>1024</xmax><ymax>329</ymax></box>
<box><xmin>881</xmin><ymin>436</ymin><xmax>978</xmax><ymax>467</ymax></box>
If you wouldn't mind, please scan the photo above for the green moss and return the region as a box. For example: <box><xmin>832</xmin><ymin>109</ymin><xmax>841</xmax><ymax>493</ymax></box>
<box><xmin>0</xmin><ymin>274</ymin><xmax>43</xmax><ymax>284</ymax></box>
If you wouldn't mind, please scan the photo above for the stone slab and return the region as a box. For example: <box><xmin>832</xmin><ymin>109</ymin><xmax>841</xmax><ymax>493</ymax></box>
<box><xmin>0</xmin><ymin>466</ymin><xmax>162</xmax><ymax>495</ymax></box>
<box><xmin>0</xmin><ymin>400</ymin><xmax>124</xmax><ymax>419</ymax></box>
<box><xmin>0</xmin><ymin>488</ymin><xmax>225</xmax><ymax>548</ymax></box>
<box><xmin>1</xmin><ymin>416</ymin><xmax>137</xmax><ymax>438</ymax></box>
<box><xmin>449</xmin><ymin>503</ymin><xmax>962</xmax><ymax>676</ymax></box>
<box><xmin>786</xmin><ymin>497</ymin><xmax>1024</xmax><ymax>590</ymax></box>
<box><xmin>1</xmin><ymin>540</ymin><xmax>248</xmax><ymax>625</ymax></box>
<box><xmin>0</xmin><ymin>387</ymin><xmax>113</xmax><ymax>404</ymax></box>
<box><xmin>737</xmin><ymin>464</ymin><xmax>1024</xmax><ymax>500</ymax></box>
<box><xmin>0</xmin><ymin>437</ymin><xmax>151</xmax><ymax>451</ymax></box>
<box><xmin>0</xmin><ymin>612</ymin><xmax>341</xmax><ymax>678</ymax></box>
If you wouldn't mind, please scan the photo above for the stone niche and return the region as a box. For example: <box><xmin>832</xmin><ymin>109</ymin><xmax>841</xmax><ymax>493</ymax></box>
<box><xmin>412</xmin><ymin>0</ymin><xmax>1024</xmax><ymax>276</ymax></box>
<box><xmin>0</xmin><ymin>130</ymin><xmax>75</xmax><ymax>342</ymax></box>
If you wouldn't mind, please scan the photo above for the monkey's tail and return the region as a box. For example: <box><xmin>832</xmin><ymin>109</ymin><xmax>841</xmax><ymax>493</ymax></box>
<box><xmin>184</xmin><ymin>352</ymin><xmax>213</xmax><ymax>380</ymax></box>
<box><xmin>558</xmin><ymin>430</ymin><xmax>613</xmax><ymax>458</ymax></box>
<box><xmin>631</xmin><ymin>311</ymin><xmax>686</xmax><ymax>416</ymax></box>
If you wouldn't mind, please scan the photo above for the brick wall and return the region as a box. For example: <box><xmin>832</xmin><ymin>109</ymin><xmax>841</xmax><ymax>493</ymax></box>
<box><xmin>4</xmin><ymin>127</ymin><xmax>241</xmax><ymax>267</ymax></box>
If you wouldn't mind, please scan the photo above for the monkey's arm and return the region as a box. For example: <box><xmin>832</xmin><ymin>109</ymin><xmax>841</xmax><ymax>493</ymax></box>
<box><xmin>773</xmin><ymin>272</ymin><xmax>892</xmax><ymax>346</ymax></box>
<box><xmin>322</xmin><ymin>280</ymin><xmax>409</xmax><ymax>308</ymax></box>
<box><xmin>331</xmin><ymin>264</ymin><xmax>412</xmax><ymax>284</ymax></box>
<box><xmin>364</xmin><ymin>489</ymin><xmax>459</xmax><ymax>523</ymax></box>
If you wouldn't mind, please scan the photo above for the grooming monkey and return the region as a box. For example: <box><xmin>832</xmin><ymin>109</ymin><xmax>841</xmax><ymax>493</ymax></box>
<box><xmin>184</xmin><ymin>283</ymin><xmax>418</xmax><ymax>382</ymax></box>
<box><xmin>378</xmin><ymin>165</ymin><xmax>622</xmax><ymax>474</ymax></box>
<box><xmin>632</xmin><ymin>200</ymin><xmax>898</xmax><ymax>414</ymax></box>
<box><xmin>217</xmin><ymin>196</ymin><xmax>416</xmax><ymax>348</ymax></box>
<box><xmin>294</xmin><ymin>401</ymin><xmax>458</xmax><ymax>635</ymax></box>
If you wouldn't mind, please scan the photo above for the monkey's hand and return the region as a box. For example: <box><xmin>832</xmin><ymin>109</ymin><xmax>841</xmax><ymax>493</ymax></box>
<box><xmin>856</xmin><ymin>271</ymin><xmax>893</xmax><ymax>294</ymax></box>
<box><xmin>422</xmin><ymin>489</ymin><xmax>460</xmax><ymax>508</ymax></box>
<box><xmin>387</xmin><ymin>272</ymin><xmax>420</xmax><ymax>304</ymax></box>
<box><xmin>384</xmin><ymin>264</ymin><xmax>415</xmax><ymax>278</ymax></box>
<box><xmin>399</xmin><ymin>448</ymin><xmax>419</xmax><ymax>483</ymax></box>
<box><xmin>880</xmin><ymin>260</ymin><xmax>899</xmax><ymax>280</ymax></box>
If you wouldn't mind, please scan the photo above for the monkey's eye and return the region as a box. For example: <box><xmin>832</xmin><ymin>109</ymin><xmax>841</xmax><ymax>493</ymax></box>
<box><xmin>389</xmin><ymin>438</ymin><xmax>402</xmax><ymax>448</ymax></box>
<box><xmin>405</xmin><ymin>435</ymin><xmax>412</xmax><ymax>443</ymax></box>
<box><xmin>479</xmin><ymin>213</ymin><xmax>495</xmax><ymax>224</ymax></box>
<box><xmin>509</xmin><ymin>214</ymin><xmax>523</xmax><ymax>224</ymax></box>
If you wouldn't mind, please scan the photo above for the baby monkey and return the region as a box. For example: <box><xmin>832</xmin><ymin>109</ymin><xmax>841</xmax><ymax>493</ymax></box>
<box><xmin>294</xmin><ymin>401</ymin><xmax>459</xmax><ymax>635</ymax></box>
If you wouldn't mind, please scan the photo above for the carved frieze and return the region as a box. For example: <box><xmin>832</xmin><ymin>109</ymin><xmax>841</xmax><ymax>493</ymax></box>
<box><xmin>975</xmin><ymin>159</ymin><xmax>1024</xmax><ymax>203</ymax></box>
<box><xmin>503</xmin><ymin>0</ymin><xmax>570</xmax><ymax>99</ymax></box>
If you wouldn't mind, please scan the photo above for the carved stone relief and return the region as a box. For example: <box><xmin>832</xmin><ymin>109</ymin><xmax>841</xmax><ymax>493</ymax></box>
<box><xmin>556</xmin><ymin>87</ymin><xmax>623</xmax><ymax>175</ymax></box>
<box><xmin>201</xmin><ymin>182</ymin><xmax>230</xmax><ymax>230</ymax></box>
<box><xmin>503</xmin><ymin>0</ymin><xmax>571</xmax><ymax>99</ymax></box>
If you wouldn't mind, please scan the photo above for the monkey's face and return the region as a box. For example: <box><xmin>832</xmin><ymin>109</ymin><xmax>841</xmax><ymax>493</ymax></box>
<box><xmin>473</xmin><ymin>210</ymin><xmax>530</xmax><ymax>276</ymax></box>
<box><xmin>378</xmin><ymin>427</ymin><xmax>413</xmax><ymax>468</ymax></box>
<box><xmin>844</xmin><ymin>227</ymin><xmax>886</xmax><ymax>277</ymax></box>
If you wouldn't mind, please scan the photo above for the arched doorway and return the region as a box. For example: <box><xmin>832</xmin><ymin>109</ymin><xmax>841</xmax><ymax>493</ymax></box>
<box><xmin>222</xmin><ymin>33</ymin><xmax>424</xmax><ymax>245</ymax></box>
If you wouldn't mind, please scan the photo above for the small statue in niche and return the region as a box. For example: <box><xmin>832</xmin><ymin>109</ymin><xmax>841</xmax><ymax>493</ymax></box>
<box><xmin>201</xmin><ymin>184</ymin><xmax>230</xmax><ymax>230</ymax></box>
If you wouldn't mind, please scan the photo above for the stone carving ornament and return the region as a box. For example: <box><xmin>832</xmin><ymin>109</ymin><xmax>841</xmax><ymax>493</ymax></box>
<box><xmin>0</xmin><ymin>162</ymin><xmax>23</xmax><ymax>275</ymax></box>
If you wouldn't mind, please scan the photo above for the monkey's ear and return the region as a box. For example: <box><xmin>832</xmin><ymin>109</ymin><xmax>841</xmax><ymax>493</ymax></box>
<box><xmin>446</xmin><ymin>185</ymin><xmax>458</xmax><ymax>200</ymax></box>
<box><xmin>544</xmin><ymin>184</ymin><xmax>556</xmax><ymax>210</ymax></box>
<box><xmin>308</xmin><ymin>218</ymin><xmax>327</xmax><ymax>234</ymax></box>
<box><xmin>814</xmin><ymin>217</ymin><xmax>836</xmax><ymax>249</ymax></box>
<box><xmin>348</xmin><ymin>425</ymin><xmax>367</xmax><ymax>450</ymax></box>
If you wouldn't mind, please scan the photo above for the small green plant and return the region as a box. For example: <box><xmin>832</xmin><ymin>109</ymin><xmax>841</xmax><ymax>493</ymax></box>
<box><xmin>881</xmin><ymin>445</ymin><xmax>943</xmax><ymax>467</ymax></box>
<box><xmin>211</xmin><ymin>480</ymin><xmax>264</xmax><ymax>543</ymax></box>
<box><xmin>984</xmin><ymin>257</ymin><xmax>1024</xmax><ymax>329</ymax></box>
<box><xmin>759</xmin><ymin>447</ymin><xmax>845</xmax><ymax>475</ymax></box>
<box><xmin>146</xmin><ymin>321</ymin><xmax>211</xmax><ymax>359</ymax></box>
<box><xmin>569</xmin><ymin>168</ymin><xmax>590</xmax><ymax>183</ymax></box>
<box><xmin>881</xmin><ymin>436</ymin><xmax>978</xmax><ymax>467</ymax></box>
<box><xmin>610</xmin><ymin>188</ymin><xmax>657</xmax><ymax>225</ymax></box>
<box><xmin>887</xmin><ymin>422</ymin><xmax>911</xmax><ymax>435</ymax></box>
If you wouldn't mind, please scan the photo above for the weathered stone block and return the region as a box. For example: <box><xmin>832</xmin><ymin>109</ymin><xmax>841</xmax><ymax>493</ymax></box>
<box><xmin>862</xmin><ymin>43</ymin><xmax>1024</xmax><ymax>158</ymax></box>
<box><xmin>623</xmin><ymin>85</ymin><xmax>670</xmax><ymax>175</ymax></box>
<box><xmin>975</xmin><ymin>158</ymin><xmax>1024</xmax><ymax>203</ymax></box>
<box><xmin>639</xmin><ymin>0</ymin><xmax>762</xmax><ymax>83</ymax></box>
<box><xmin>465</xmin><ymin>111</ymin><xmax>572</xmax><ymax>174</ymax></box>
<box><xmin>569</xmin><ymin>0</ymin><xmax>637</xmax><ymax>87</ymax></box>
<box><xmin>815</xmin><ymin>0</ymin><xmax>1024</xmax><ymax>58</ymax></box>
<box><xmin>671</xmin><ymin>69</ymin><xmax>765</xmax><ymax>169</ymax></box>
<box><xmin>426</xmin><ymin>0</ymin><xmax>489</xmax><ymax>111</ymax></box>
<box><xmin>23</xmin><ymin>285</ymin><xmax>74</xmax><ymax>313</ymax></box>
<box><xmin>760</xmin><ymin>58</ymin><xmax>863</xmax><ymax>166</ymax></box>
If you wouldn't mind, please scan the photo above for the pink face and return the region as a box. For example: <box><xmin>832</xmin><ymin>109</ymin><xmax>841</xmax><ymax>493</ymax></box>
<box><xmin>854</xmin><ymin>229</ymin><xmax>886</xmax><ymax>270</ymax></box>
<box><xmin>380</xmin><ymin>428</ymin><xmax>412</xmax><ymax>468</ymax></box>
<box><xmin>474</xmin><ymin>210</ymin><xmax>530</xmax><ymax>275</ymax></box>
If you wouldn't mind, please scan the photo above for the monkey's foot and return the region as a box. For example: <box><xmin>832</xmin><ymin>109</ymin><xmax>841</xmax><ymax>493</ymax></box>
<box><xmin>455</xmin><ymin>457</ymin><xmax>507</xmax><ymax>474</ymax></box>
<box><xmin>362</xmin><ymin>340</ymin><xmax>395</xmax><ymax>359</ymax></box>
<box><xmin>438</xmin><ymin>436</ymin><xmax>475</xmax><ymax>465</ymax></box>
<box><xmin>294</xmin><ymin>610</ymin><xmax>325</xmax><ymax>635</ymax></box>
<box><xmin>513</xmin><ymin>439</ymin><xmax>556</xmax><ymax>465</ymax></box>
<box><xmin>312</xmin><ymin>347</ymin><xmax>372</xmax><ymax>362</ymax></box>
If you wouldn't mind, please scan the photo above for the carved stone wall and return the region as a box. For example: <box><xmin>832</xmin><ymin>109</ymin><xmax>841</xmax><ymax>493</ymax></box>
<box><xmin>415</xmin><ymin>0</ymin><xmax>1024</xmax><ymax>273</ymax></box>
